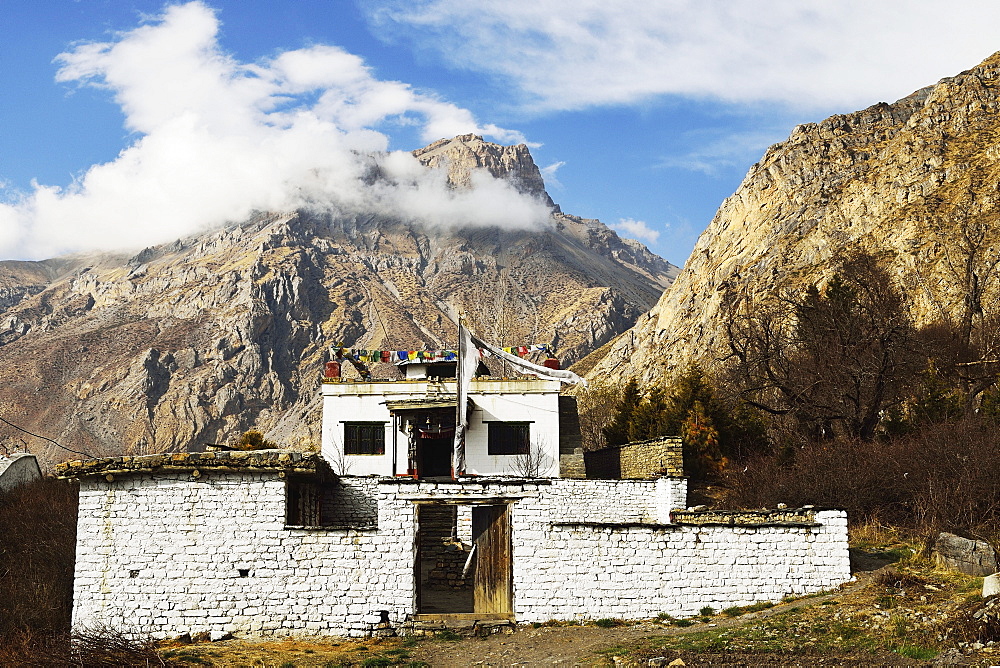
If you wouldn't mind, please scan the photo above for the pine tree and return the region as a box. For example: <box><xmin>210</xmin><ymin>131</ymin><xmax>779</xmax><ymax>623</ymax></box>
<box><xmin>602</xmin><ymin>378</ymin><xmax>642</xmax><ymax>446</ymax></box>
<box><xmin>681</xmin><ymin>401</ymin><xmax>727</xmax><ymax>479</ymax></box>
<box><xmin>629</xmin><ymin>385</ymin><xmax>668</xmax><ymax>442</ymax></box>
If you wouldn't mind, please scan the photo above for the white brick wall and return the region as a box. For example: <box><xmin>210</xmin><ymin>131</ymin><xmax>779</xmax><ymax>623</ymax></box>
<box><xmin>72</xmin><ymin>474</ymin><xmax>849</xmax><ymax>637</ymax></box>
<box><xmin>73</xmin><ymin>474</ymin><xmax>415</xmax><ymax>638</ymax></box>
<box><xmin>511</xmin><ymin>507</ymin><xmax>850</xmax><ymax>621</ymax></box>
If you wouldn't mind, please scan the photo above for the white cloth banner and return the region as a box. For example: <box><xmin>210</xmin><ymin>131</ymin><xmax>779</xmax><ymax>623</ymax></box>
<box><xmin>469</xmin><ymin>334</ymin><xmax>587</xmax><ymax>386</ymax></box>
<box><xmin>451</xmin><ymin>321</ymin><xmax>480</xmax><ymax>475</ymax></box>
<box><xmin>451</xmin><ymin>322</ymin><xmax>586</xmax><ymax>477</ymax></box>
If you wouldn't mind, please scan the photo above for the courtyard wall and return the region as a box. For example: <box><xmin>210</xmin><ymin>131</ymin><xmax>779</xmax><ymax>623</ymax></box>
<box><xmin>70</xmin><ymin>469</ymin><xmax>848</xmax><ymax>637</ymax></box>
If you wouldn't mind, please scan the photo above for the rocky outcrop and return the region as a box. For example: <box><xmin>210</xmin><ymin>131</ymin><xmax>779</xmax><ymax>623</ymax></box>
<box><xmin>413</xmin><ymin>134</ymin><xmax>557</xmax><ymax>209</ymax></box>
<box><xmin>934</xmin><ymin>532</ymin><xmax>998</xmax><ymax>577</ymax></box>
<box><xmin>584</xmin><ymin>52</ymin><xmax>1000</xmax><ymax>386</ymax></box>
<box><xmin>0</xmin><ymin>138</ymin><xmax>676</xmax><ymax>464</ymax></box>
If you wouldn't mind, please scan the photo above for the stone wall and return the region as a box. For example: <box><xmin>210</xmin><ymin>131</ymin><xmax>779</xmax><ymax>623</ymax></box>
<box><xmin>72</xmin><ymin>472</ymin><xmax>414</xmax><ymax>638</ymax></box>
<box><xmin>585</xmin><ymin>437</ymin><xmax>684</xmax><ymax>479</ymax></box>
<box><xmin>418</xmin><ymin>504</ymin><xmax>473</xmax><ymax>591</ymax></box>
<box><xmin>512</xmin><ymin>508</ymin><xmax>849</xmax><ymax>621</ymax></box>
<box><xmin>542</xmin><ymin>477</ymin><xmax>686</xmax><ymax>524</ymax></box>
<box><xmin>321</xmin><ymin>478</ymin><xmax>379</xmax><ymax>528</ymax></box>
<box><xmin>558</xmin><ymin>450</ymin><xmax>586</xmax><ymax>479</ymax></box>
<box><xmin>71</xmin><ymin>472</ymin><xmax>848</xmax><ymax>638</ymax></box>
<box><xmin>671</xmin><ymin>507</ymin><xmax>821</xmax><ymax>526</ymax></box>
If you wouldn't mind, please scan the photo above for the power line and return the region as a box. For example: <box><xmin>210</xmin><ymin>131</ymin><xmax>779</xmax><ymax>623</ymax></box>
<box><xmin>0</xmin><ymin>415</ymin><xmax>94</xmax><ymax>459</ymax></box>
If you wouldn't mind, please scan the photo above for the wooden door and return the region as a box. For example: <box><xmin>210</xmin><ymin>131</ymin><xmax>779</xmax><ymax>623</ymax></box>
<box><xmin>472</xmin><ymin>504</ymin><xmax>512</xmax><ymax>615</ymax></box>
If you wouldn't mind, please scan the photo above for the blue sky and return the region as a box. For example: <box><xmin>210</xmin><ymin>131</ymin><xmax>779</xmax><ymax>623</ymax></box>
<box><xmin>2</xmin><ymin>1</ymin><xmax>1000</xmax><ymax>265</ymax></box>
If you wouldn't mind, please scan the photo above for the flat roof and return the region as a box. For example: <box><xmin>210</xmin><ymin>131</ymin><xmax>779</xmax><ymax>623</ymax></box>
<box><xmin>55</xmin><ymin>449</ymin><xmax>329</xmax><ymax>479</ymax></box>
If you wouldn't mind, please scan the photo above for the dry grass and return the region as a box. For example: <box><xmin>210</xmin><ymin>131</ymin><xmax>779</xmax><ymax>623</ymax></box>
<box><xmin>722</xmin><ymin>419</ymin><xmax>1000</xmax><ymax>541</ymax></box>
<box><xmin>0</xmin><ymin>477</ymin><xmax>77</xmax><ymax>640</ymax></box>
<box><xmin>0</xmin><ymin>478</ymin><xmax>180</xmax><ymax>666</ymax></box>
<box><xmin>158</xmin><ymin>636</ymin><xmax>425</xmax><ymax>667</ymax></box>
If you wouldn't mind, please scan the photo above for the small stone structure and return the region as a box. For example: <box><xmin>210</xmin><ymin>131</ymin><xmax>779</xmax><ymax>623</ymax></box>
<box><xmin>0</xmin><ymin>453</ymin><xmax>42</xmax><ymax>492</ymax></box>
<box><xmin>60</xmin><ymin>449</ymin><xmax>850</xmax><ymax>638</ymax></box>
<box><xmin>585</xmin><ymin>436</ymin><xmax>684</xmax><ymax>479</ymax></box>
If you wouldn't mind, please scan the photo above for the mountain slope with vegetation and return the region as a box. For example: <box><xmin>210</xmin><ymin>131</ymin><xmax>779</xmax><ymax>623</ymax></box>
<box><xmin>585</xmin><ymin>52</ymin><xmax>1000</xmax><ymax>391</ymax></box>
<box><xmin>573</xmin><ymin>52</ymin><xmax>1000</xmax><ymax>549</ymax></box>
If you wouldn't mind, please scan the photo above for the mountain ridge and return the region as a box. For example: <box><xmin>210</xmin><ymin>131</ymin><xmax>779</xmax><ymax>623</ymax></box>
<box><xmin>0</xmin><ymin>136</ymin><xmax>677</xmax><ymax>463</ymax></box>
<box><xmin>582</xmin><ymin>51</ymin><xmax>1000</xmax><ymax>386</ymax></box>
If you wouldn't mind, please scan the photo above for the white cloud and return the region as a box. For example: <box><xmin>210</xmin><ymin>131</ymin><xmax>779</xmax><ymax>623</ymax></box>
<box><xmin>0</xmin><ymin>1</ymin><xmax>547</xmax><ymax>259</ymax></box>
<box><xmin>610</xmin><ymin>218</ymin><xmax>660</xmax><ymax>245</ymax></box>
<box><xmin>365</xmin><ymin>0</ymin><xmax>1000</xmax><ymax>112</ymax></box>
<box><xmin>539</xmin><ymin>161</ymin><xmax>565</xmax><ymax>189</ymax></box>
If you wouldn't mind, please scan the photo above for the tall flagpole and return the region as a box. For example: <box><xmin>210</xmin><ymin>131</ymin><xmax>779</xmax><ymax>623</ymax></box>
<box><xmin>452</xmin><ymin>313</ymin><xmax>466</xmax><ymax>479</ymax></box>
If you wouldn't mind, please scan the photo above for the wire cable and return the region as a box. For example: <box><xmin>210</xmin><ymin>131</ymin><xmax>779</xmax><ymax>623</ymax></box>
<box><xmin>0</xmin><ymin>414</ymin><xmax>94</xmax><ymax>459</ymax></box>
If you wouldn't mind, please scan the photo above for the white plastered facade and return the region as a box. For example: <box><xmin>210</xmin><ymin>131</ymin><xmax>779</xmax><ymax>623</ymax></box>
<box><xmin>70</xmin><ymin>472</ymin><xmax>851</xmax><ymax>638</ymax></box>
<box><xmin>320</xmin><ymin>378</ymin><xmax>561</xmax><ymax>478</ymax></box>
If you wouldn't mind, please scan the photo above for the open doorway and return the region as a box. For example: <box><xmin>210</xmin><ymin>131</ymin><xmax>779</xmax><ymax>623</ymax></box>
<box><xmin>415</xmin><ymin>503</ymin><xmax>512</xmax><ymax>619</ymax></box>
<box><xmin>415</xmin><ymin>436</ymin><xmax>452</xmax><ymax>478</ymax></box>
<box><xmin>388</xmin><ymin>407</ymin><xmax>455</xmax><ymax>478</ymax></box>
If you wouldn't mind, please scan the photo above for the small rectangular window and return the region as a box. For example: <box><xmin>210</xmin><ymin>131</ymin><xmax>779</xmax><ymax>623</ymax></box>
<box><xmin>286</xmin><ymin>479</ymin><xmax>322</xmax><ymax>526</ymax></box>
<box><xmin>344</xmin><ymin>422</ymin><xmax>386</xmax><ymax>455</ymax></box>
<box><xmin>488</xmin><ymin>422</ymin><xmax>530</xmax><ymax>455</ymax></box>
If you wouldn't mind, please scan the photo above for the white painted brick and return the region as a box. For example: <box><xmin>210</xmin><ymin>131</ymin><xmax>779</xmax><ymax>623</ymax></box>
<box><xmin>73</xmin><ymin>475</ymin><xmax>849</xmax><ymax>635</ymax></box>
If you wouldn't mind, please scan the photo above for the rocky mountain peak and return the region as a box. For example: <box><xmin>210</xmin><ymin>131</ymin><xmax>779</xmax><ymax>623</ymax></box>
<box><xmin>412</xmin><ymin>134</ymin><xmax>557</xmax><ymax>209</ymax></box>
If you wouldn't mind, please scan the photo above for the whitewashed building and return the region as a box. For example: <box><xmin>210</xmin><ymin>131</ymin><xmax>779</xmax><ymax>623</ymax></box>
<box><xmin>321</xmin><ymin>360</ymin><xmax>563</xmax><ymax>478</ymax></box>
<box><xmin>58</xmin><ymin>355</ymin><xmax>852</xmax><ymax>639</ymax></box>
<box><xmin>0</xmin><ymin>452</ymin><xmax>41</xmax><ymax>491</ymax></box>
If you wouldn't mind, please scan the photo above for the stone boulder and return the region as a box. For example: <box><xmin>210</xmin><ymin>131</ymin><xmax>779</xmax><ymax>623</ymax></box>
<box><xmin>934</xmin><ymin>532</ymin><xmax>997</xmax><ymax>577</ymax></box>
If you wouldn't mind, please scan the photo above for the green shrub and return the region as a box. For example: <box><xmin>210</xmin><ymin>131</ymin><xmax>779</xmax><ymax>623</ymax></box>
<box><xmin>361</xmin><ymin>658</ymin><xmax>393</xmax><ymax>668</ymax></box>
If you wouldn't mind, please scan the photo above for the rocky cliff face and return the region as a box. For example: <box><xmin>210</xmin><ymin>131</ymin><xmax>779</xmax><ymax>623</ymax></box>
<box><xmin>584</xmin><ymin>52</ymin><xmax>1000</xmax><ymax>386</ymax></box>
<box><xmin>413</xmin><ymin>133</ymin><xmax>557</xmax><ymax>209</ymax></box>
<box><xmin>0</xmin><ymin>136</ymin><xmax>676</xmax><ymax>464</ymax></box>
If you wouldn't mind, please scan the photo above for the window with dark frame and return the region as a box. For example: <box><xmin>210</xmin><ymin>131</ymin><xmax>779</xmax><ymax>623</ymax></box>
<box><xmin>343</xmin><ymin>422</ymin><xmax>386</xmax><ymax>455</ymax></box>
<box><xmin>488</xmin><ymin>422</ymin><xmax>531</xmax><ymax>455</ymax></box>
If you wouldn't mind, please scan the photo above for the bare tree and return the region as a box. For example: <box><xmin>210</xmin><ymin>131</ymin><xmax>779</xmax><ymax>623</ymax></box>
<box><xmin>507</xmin><ymin>437</ymin><xmax>555</xmax><ymax>477</ymax></box>
<box><xmin>911</xmin><ymin>186</ymin><xmax>1000</xmax><ymax>411</ymax></box>
<box><xmin>575</xmin><ymin>381</ymin><xmax>623</xmax><ymax>451</ymax></box>
<box><xmin>723</xmin><ymin>253</ymin><xmax>920</xmax><ymax>441</ymax></box>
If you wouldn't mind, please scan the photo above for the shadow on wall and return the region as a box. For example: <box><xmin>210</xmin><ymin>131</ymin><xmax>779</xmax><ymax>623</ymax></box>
<box><xmin>321</xmin><ymin>479</ymin><xmax>379</xmax><ymax>528</ymax></box>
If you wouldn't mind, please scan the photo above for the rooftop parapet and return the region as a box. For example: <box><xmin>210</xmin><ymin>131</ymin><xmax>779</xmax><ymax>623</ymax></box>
<box><xmin>55</xmin><ymin>449</ymin><xmax>329</xmax><ymax>479</ymax></box>
<box><xmin>670</xmin><ymin>507</ymin><xmax>826</xmax><ymax>527</ymax></box>
<box><xmin>319</xmin><ymin>375</ymin><xmax>556</xmax><ymax>384</ymax></box>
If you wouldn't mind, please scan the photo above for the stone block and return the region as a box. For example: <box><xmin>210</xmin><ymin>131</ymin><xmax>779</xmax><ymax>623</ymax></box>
<box><xmin>934</xmin><ymin>532</ymin><xmax>998</xmax><ymax>577</ymax></box>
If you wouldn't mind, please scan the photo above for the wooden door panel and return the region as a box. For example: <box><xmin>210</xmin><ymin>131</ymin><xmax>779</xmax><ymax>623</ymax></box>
<box><xmin>472</xmin><ymin>504</ymin><xmax>512</xmax><ymax>614</ymax></box>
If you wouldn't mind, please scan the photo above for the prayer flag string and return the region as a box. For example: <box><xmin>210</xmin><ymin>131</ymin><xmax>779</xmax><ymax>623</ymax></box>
<box><xmin>330</xmin><ymin>343</ymin><xmax>553</xmax><ymax>363</ymax></box>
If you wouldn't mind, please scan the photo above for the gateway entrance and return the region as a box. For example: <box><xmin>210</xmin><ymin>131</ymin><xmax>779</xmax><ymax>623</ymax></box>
<box><xmin>414</xmin><ymin>502</ymin><xmax>513</xmax><ymax>619</ymax></box>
